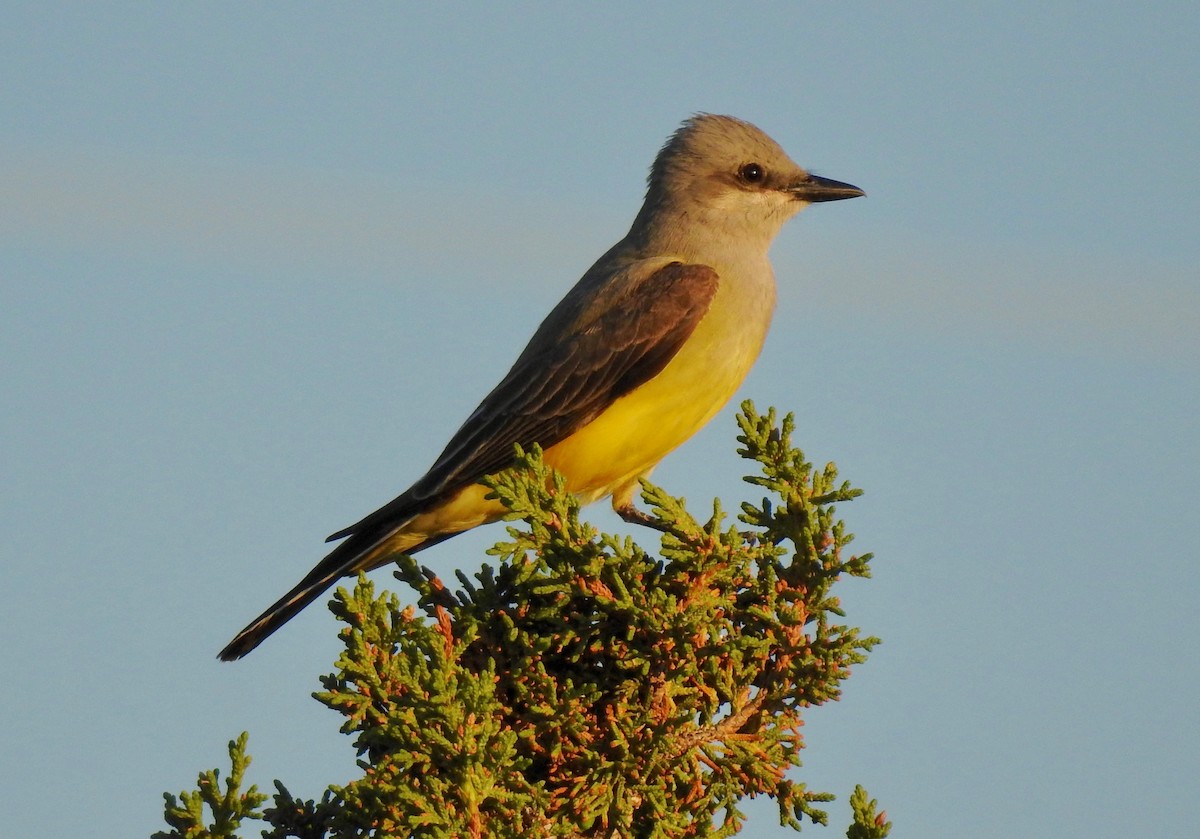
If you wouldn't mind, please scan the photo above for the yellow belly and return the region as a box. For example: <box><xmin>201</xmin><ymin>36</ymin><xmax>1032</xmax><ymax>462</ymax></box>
<box><xmin>543</xmin><ymin>317</ymin><xmax>761</xmax><ymax>504</ymax></box>
<box><xmin>370</xmin><ymin>268</ymin><xmax>775</xmax><ymax>559</ymax></box>
<box><xmin>547</xmin><ymin>268</ymin><xmax>775</xmax><ymax>504</ymax></box>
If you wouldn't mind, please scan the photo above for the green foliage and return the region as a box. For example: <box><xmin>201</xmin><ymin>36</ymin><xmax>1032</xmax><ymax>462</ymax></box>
<box><xmin>161</xmin><ymin>402</ymin><xmax>887</xmax><ymax>837</ymax></box>
<box><xmin>154</xmin><ymin>733</ymin><xmax>267</xmax><ymax>839</ymax></box>
<box><xmin>846</xmin><ymin>786</ymin><xmax>891</xmax><ymax>839</ymax></box>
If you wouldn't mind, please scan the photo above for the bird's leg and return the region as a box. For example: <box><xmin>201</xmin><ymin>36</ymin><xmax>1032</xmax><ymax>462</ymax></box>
<box><xmin>614</xmin><ymin>502</ymin><xmax>673</xmax><ymax>534</ymax></box>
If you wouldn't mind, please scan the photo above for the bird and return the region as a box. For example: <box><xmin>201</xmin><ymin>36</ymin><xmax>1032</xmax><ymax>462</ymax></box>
<box><xmin>219</xmin><ymin>114</ymin><xmax>863</xmax><ymax>660</ymax></box>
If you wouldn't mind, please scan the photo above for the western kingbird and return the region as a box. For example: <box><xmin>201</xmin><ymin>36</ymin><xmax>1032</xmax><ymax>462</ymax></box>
<box><xmin>219</xmin><ymin>114</ymin><xmax>863</xmax><ymax>660</ymax></box>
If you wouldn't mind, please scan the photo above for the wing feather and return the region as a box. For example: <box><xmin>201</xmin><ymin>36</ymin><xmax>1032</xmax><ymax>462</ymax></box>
<box><xmin>328</xmin><ymin>259</ymin><xmax>719</xmax><ymax>543</ymax></box>
<box><xmin>219</xmin><ymin>259</ymin><xmax>719</xmax><ymax>660</ymax></box>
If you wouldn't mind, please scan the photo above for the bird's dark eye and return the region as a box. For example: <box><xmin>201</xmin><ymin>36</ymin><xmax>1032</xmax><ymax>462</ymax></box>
<box><xmin>739</xmin><ymin>162</ymin><xmax>765</xmax><ymax>183</ymax></box>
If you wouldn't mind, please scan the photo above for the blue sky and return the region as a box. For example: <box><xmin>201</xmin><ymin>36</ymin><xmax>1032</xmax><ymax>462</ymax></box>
<box><xmin>3</xmin><ymin>4</ymin><xmax>1198</xmax><ymax>837</ymax></box>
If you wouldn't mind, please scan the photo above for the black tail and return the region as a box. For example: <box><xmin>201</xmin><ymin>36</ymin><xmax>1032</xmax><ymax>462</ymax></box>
<box><xmin>217</xmin><ymin>557</ymin><xmax>349</xmax><ymax>661</ymax></box>
<box><xmin>218</xmin><ymin>528</ymin><xmax>460</xmax><ymax>661</ymax></box>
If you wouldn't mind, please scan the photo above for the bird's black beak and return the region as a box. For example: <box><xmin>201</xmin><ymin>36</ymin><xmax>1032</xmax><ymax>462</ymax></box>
<box><xmin>788</xmin><ymin>173</ymin><xmax>865</xmax><ymax>203</ymax></box>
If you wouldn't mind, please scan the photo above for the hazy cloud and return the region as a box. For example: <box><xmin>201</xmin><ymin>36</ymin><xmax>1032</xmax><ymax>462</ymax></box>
<box><xmin>4</xmin><ymin>147</ymin><xmax>1195</xmax><ymax>361</ymax></box>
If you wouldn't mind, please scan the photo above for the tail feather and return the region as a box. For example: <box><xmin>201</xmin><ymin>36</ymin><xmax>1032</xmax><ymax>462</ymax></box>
<box><xmin>218</xmin><ymin>528</ymin><xmax>461</xmax><ymax>660</ymax></box>
<box><xmin>218</xmin><ymin>561</ymin><xmax>347</xmax><ymax>661</ymax></box>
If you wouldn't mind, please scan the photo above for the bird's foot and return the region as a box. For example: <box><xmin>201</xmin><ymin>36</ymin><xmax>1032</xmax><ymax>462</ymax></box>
<box><xmin>615</xmin><ymin>503</ymin><xmax>673</xmax><ymax>534</ymax></box>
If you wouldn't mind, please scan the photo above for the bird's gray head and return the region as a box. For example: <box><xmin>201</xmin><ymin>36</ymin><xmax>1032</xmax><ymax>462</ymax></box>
<box><xmin>638</xmin><ymin>114</ymin><xmax>863</xmax><ymax>246</ymax></box>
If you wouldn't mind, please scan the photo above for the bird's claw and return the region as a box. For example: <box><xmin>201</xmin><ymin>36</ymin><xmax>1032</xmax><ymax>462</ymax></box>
<box><xmin>615</xmin><ymin>503</ymin><xmax>673</xmax><ymax>533</ymax></box>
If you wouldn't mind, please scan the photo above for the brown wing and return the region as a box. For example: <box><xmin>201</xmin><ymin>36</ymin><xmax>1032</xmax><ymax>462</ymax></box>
<box><xmin>328</xmin><ymin>258</ymin><xmax>719</xmax><ymax>542</ymax></box>
<box><xmin>218</xmin><ymin>259</ymin><xmax>719</xmax><ymax>660</ymax></box>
